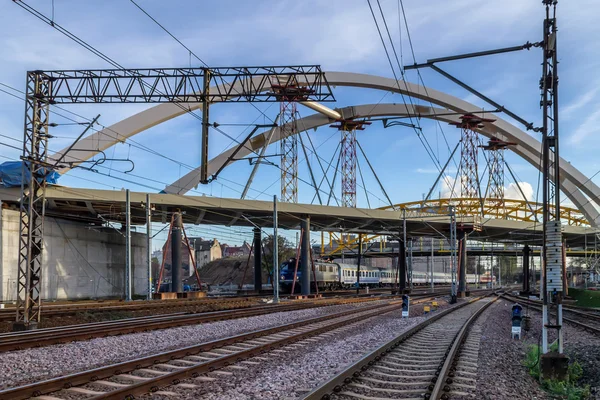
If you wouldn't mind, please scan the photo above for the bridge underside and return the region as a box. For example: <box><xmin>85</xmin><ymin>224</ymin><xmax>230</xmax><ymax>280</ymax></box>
<box><xmin>0</xmin><ymin>187</ymin><xmax>597</xmax><ymax>248</ymax></box>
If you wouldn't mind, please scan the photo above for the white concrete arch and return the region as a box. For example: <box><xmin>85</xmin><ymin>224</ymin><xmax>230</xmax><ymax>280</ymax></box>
<box><xmin>165</xmin><ymin>103</ymin><xmax>599</xmax><ymax>226</ymax></box>
<box><xmin>49</xmin><ymin>72</ymin><xmax>600</xmax><ymax>225</ymax></box>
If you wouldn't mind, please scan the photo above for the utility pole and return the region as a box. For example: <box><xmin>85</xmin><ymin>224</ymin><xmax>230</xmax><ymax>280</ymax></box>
<box><xmin>540</xmin><ymin>1</ymin><xmax>567</xmax><ymax>376</ymax></box>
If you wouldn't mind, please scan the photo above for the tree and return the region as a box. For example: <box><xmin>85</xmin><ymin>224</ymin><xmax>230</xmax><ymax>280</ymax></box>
<box><xmin>261</xmin><ymin>235</ymin><xmax>296</xmax><ymax>277</ymax></box>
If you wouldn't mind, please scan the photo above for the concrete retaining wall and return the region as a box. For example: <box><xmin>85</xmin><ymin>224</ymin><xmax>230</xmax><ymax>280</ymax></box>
<box><xmin>0</xmin><ymin>208</ymin><xmax>148</xmax><ymax>301</ymax></box>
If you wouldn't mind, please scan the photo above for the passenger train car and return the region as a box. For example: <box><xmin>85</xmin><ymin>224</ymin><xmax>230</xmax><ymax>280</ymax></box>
<box><xmin>279</xmin><ymin>259</ymin><xmax>486</xmax><ymax>292</ymax></box>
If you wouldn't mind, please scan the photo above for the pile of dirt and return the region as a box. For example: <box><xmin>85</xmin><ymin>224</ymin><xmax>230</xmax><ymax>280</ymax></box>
<box><xmin>194</xmin><ymin>257</ymin><xmax>270</xmax><ymax>286</ymax></box>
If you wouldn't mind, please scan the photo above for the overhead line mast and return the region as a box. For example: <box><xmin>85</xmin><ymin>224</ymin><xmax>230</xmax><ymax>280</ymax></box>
<box><xmin>14</xmin><ymin>66</ymin><xmax>333</xmax><ymax>329</ymax></box>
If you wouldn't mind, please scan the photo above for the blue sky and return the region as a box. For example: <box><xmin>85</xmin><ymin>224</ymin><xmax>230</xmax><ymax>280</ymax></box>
<box><xmin>1</xmin><ymin>0</ymin><xmax>599</xmax><ymax>247</ymax></box>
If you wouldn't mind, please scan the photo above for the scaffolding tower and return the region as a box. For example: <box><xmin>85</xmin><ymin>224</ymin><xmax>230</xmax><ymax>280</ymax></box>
<box><xmin>330</xmin><ymin>120</ymin><xmax>370</xmax><ymax>208</ymax></box>
<box><xmin>450</xmin><ymin>114</ymin><xmax>494</xmax><ymax>215</ymax></box>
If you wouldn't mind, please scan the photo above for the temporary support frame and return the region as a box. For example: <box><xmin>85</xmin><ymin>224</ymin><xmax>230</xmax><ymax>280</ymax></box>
<box><xmin>480</xmin><ymin>138</ymin><xmax>517</xmax><ymax>219</ymax></box>
<box><xmin>330</xmin><ymin>120</ymin><xmax>371</xmax><ymax>208</ymax></box>
<box><xmin>450</xmin><ymin>114</ymin><xmax>494</xmax><ymax>216</ymax></box>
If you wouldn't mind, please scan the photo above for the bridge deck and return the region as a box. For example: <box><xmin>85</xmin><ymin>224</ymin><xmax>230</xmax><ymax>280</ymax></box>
<box><xmin>0</xmin><ymin>186</ymin><xmax>597</xmax><ymax>247</ymax></box>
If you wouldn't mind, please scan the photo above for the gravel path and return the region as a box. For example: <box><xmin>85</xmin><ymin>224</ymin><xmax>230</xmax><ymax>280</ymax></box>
<box><xmin>0</xmin><ymin>300</ymin><xmax>390</xmax><ymax>390</ymax></box>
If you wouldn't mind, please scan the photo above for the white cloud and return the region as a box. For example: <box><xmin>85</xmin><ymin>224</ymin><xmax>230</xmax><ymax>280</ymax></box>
<box><xmin>568</xmin><ymin>107</ymin><xmax>600</xmax><ymax>146</ymax></box>
<box><xmin>505</xmin><ymin>181</ymin><xmax>534</xmax><ymax>201</ymax></box>
<box><xmin>562</xmin><ymin>86</ymin><xmax>600</xmax><ymax>120</ymax></box>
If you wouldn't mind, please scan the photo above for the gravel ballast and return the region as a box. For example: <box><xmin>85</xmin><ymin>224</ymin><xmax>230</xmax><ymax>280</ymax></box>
<box><xmin>0</xmin><ymin>300</ymin><xmax>391</xmax><ymax>390</ymax></box>
<box><xmin>473</xmin><ymin>298</ymin><xmax>600</xmax><ymax>400</ymax></box>
<box><xmin>139</xmin><ymin>298</ymin><xmax>452</xmax><ymax>400</ymax></box>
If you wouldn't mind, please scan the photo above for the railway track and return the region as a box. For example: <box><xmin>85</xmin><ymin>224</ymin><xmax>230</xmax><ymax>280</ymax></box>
<box><xmin>501</xmin><ymin>293</ymin><xmax>600</xmax><ymax>335</ymax></box>
<box><xmin>0</xmin><ymin>298</ymin><xmax>433</xmax><ymax>400</ymax></box>
<box><xmin>303</xmin><ymin>295</ymin><xmax>498</xmax><ymax>400</ymax></box>
<box><xmin>0</xmin><ymin>296</ymin><xmax>389</xmax><ymax>353</ymax></box>
<box><xmin>0</xmin><ymin>286</ymin><xmax>492</xmax><ymax>322</ymax></box>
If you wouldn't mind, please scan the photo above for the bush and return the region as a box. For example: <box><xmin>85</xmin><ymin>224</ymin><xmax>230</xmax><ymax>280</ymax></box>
<box><xmin>523</xmin><ymin>345</ymin><xmax>590</xmax><ymax>399</ymax></box>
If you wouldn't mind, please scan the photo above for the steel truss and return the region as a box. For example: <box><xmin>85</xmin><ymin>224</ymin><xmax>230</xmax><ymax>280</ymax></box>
<box><xmin>15</xmin><ymin>72</ymin><xmax>51</xmax><ymax>329</ymax></box>
<box><xmin>37</xmin><ymin>66</ymin><xmax>334</xmax><ymax>103</ymax></box>
<box><xmin>279</xmin><ymin>102</ymin><xmax>298</xmax><ymax>203</ymax></box>
<box><xmin>480</xmin><ymin>138</ymin><xmax>515</xmax><ymax>219</ymax></box>
<box><xmin>16</xmin><ymin>65</ymin><xmax>334</xmax><ymax>327</ymax></box>
<box><xmin>340</xmin><ymin>128</ymin><xmax>357</xmax><ymax>207</ymax></box>
<box><xmin>271</xmin><ymin>79</ymin><xmax>318</xmax><ymax>203</ymax></box>
<box><xmin>330</xmin><ymin>120</ymin><xmax>370</xmax><ymax>208</ymax></box>
<box><xmin>450</xmin><ymin>114</ymin><xmax>494</xmax><ymax>216</ymax></box>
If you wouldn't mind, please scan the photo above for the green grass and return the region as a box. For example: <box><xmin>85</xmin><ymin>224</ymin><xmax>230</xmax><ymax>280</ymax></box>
<box><xmin>523</xmin><ymin>344</ymin><xmax>591</xmax><ymax>399</ymax></box>
<box><xmin>568</xmin><ymin>288</ymin><xmax>600</xmax><ymax>308</ymax></box>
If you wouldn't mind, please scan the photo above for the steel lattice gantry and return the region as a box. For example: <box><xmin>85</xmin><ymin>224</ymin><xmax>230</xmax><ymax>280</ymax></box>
<box><xmin>15</xmin><ymin>72</ymin><xmax>51</xmax><ymax>329</ymax></box>
<box><xmin>16</xmin><ymin>65</ymin><xmax>334</xmax><ymax>328</ymax></box>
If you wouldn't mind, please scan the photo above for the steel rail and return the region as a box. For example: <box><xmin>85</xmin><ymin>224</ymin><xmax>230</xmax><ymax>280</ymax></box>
<box><xmin>501</xmin><ymin>294</ymin><xmax>600</xmax><ymax>335</ymax></box>
<box><xmin>429</xmin><ymin>296</ymin><xmax>498</xmax><ymax>399</ymax></box>
<box><xmin>0</xmin><ymin>297</ymin><xmax>382</xmax><ymax>352</ymax></box>
<box><xmin>0</xmin><ymin>299</ymin><xmax>417</xmax><ymax>400</ymax></box>
<box><xmin>303</xmin><ymin>294</ymin><xmax>498</xmax><ymax>400</ymax></box>
<box><xmin>0</xmin><ymin>297</ymin><xmax>259</xmax><ymax>321</ymax></box>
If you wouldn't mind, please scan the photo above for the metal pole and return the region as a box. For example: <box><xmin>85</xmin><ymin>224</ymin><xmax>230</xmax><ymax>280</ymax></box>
<box><xmin>146</xmin><ymin>194</ymin><xmax>152</xmax><ymax>300</ymax></box>
<box><xmin>273</xmin><ymin>195</ymin><xmax>279</xmax><ymax>303</ymax></box>
<box><xmin>430</xmin><ymin>237</ymin><xmax>434</xmax><ymax>291</ymax></box>
<box><xmin>403</xmin><ymin>209</ymin><xmax>408</xmax><ymax>288</ymax></box>
<box><xmin>356</xmin><ymin>234</ymin><xmax>362</xmax><ymax>295</ymax></box>
<box><xmin>200</xmin><ymin>68</ymin><xmax>211</xmax><ymax>184</ymax></box>
<box><xmin>125</xmin><ymin>189</ymin><xmax>132</xmax><ymax>301</ymax></box>
<box><xmin>253</xmin><ymin>228</ymin><xmax>262</xmax><ymax>292</ymax></box>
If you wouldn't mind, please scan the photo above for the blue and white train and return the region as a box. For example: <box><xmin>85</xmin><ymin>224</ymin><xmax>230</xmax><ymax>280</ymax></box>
<box><xmin>279</xmin><ymin>259</ymin><xmax>481</xmax><ymax>292</ymax></box>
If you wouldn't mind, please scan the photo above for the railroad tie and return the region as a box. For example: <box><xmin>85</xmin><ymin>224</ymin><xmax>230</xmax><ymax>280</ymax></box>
<box><xmin>339</xmin><ymin>391</ymin><xmax>422</xmax><ymax>400</ymax></box>
<box><xmin>153</xmin><ymin>391</ymin><xmax>179</xmax><ymax>396</ymax></box>
<box><xmin>137</xmin><ymin>368</ymin><xmax>171</xmax><ymax>375</ymax></box>
<box><xmin>154</xmin><ymin>363</ymin><xmax>189</xmax><ymax>369</ymax></box>
<box><xmin>94</xmin><ymin>380</ymin><xmax>130</xmax><ymax>388</ymax></box>
<box><xmin>176</xmin><ymin>383</ymin><xmax>199</xmax><ymax>389</ymax></box>
<box><xmin>65</xmin><ymin>388</ymin><xmax>106</xmax><ymax>395</ymax></box>
<box><xmin>116</xmin><ymin>374</ymin><xmax>152</xmax><ymax>381</ymax></box>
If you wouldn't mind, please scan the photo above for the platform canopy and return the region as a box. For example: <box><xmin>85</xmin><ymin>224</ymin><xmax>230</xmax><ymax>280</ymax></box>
<box><xmin>1</xmin><ymin>186</ymin><xmax>598</xmax><ymax>248</ymax></box>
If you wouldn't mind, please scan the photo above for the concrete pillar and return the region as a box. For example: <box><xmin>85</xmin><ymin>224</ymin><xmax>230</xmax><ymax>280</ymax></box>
<box><xmin>253</xmin><ymin>228</ymin><xmax>262</xmax><ymax>292</ymax></box>
<box><xmin>523</xmin><ymin>245</ymin><xmax>531</xmax><ymax>294</ymax></box>
<box><xmin>171</xmin><ymin>213</ymin><xmax>183</xmax><ymax>293</ymax></box>
<box><xmin>458</xmin><ymin>231</ymin><xmax>467</xmax><ymax>296</ymax></box>
<box><xmin>300</xmin><ymin>217</ymin><xmax>310</xmax><ymax>295</ymax></box>
<box><xmin>399</xmin><ymin>240</ymin><xmax>406</xmax><ymax>292</ymax></box>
